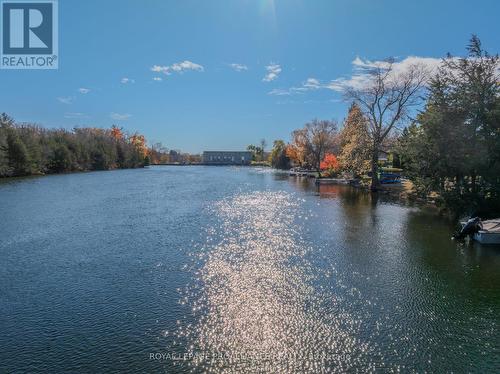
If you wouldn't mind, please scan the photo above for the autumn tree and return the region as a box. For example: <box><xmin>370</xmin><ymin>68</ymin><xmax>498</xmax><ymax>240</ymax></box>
<box><xmin>344</xmin><ymin>58</ymin><xmax>429</xmax><ymax>190</ymax></box>
<box><xmin>287</xmin><ymin>120</ymin><xmax>338</xmax><ymax>172</ymax></box>
<box><xmin>130</xmin><ymin>133</ymin><xmax>147</xmax><ymax>157</ymax></box>
<box><xmin>110</xmin><ymin>125</ymin><xmax>123</xmax><ymax>140</ymax></box>
<box><xmin>148</xmin><ymin>142</ymin><xmax>169</xmax><ymax>164</ymax></box>
<box><xmin>306</xmin><ymin>119</ymin><xmax>339</xmax><ymax>173</ymax></box>
<box><xmin>286</xmin><ymin>129</ymin><xmax>308</xmax><ymax>167</ymax></box>
<box><xmin>269</xmin><ymin>139</ymin><xmax>291</xmax><ymax>169</ymax></box>
<box><xmin>339</xmin><ymin>103</ymin><xmax>371</xmax><ymax>177</ymax></box>
<box><xmin>320</xmin><ymin>153</ymin><xmax>341</xmax><ymax>177</ymax></box>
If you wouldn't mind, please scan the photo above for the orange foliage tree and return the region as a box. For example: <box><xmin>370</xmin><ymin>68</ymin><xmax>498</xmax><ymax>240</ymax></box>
<box><xmin>110</xmin><ymin>125</ymin><xmax>123</xmax><ymax>140</ymax></box>
<box><xmin>320</xmin><ymin>153</ymin><xmax>341</xmax><ymax>177</ymax></box>
<box><xmin>130</xmin><ymin>133</ymin><xmax>147</xmax><ymax>157</ymax></box>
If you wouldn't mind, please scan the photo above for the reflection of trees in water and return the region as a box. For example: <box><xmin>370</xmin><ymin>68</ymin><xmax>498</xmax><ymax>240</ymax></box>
<box><xmin>319</xmin><ymin>185</ymin><xmax>378</xmax><ymax>237</ymax></box>
<box><xmin>286</xmin><ymin>181</ymin><xmax>381</xmax><ymax>242</ymax></box>
<box><xmin>286</xmin><ymin>176</ymin><xmax>316</xmax><ymax>193</ymax></box>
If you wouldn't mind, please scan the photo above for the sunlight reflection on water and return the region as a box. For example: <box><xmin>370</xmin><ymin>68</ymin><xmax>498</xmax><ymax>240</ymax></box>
<box><xmin>1</xmin><ymin>168</ymin><xmax>499</xmax><ymax>373</ymax></box>
<box><xmin>177</xmin><ymin>191</ymin><xmax>372</xmax><ymax>373</ymax></box>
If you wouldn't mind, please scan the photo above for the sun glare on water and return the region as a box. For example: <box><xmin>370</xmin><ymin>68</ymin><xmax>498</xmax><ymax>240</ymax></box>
<box><xmin>174</xmin><ymin>191</ymin><xmax>372</xmax><ymax>373</ymax></box>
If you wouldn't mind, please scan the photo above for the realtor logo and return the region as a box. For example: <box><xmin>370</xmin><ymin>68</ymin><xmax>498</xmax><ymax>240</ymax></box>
<box><xmin>1</xmin><ymin>0</ymin><xmax>58</xmax><ymax>69</ymax></box>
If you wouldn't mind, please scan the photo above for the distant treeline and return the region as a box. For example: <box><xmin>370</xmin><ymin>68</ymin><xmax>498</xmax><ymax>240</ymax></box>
<box><xmin>0</xmin><ymin>114</ymin><xmax>149</xmax><ymax>177</ymax></box>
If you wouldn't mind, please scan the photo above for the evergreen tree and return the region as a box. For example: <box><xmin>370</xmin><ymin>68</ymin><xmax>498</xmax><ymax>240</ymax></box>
<box><xmin>0</xmin><ymin>115</ymin><xmax>152</xmax><ymax>177</ymax></box>
<box><xmin>7</xmin><ymin>131</ymin><xmax>31</xmax><ymax>176</ymax></box>
<box><xmin>399</xmin><ymin>35</ymin><xmax>500</xmax><ymax>215</ymax></box>
<box><xmin>50</xmin><ymin>144</ymin><xmax>73</xmax><ymax>172</ymax></box>
<box><xmin>339</xmin><ymin>103</ymin><xmax>371</xmax><ymax>177</ymax></box>
<box><xmin>0</xmin><ymin>113</ymin><xmax>15</xmax><ymax>175</ymax></box>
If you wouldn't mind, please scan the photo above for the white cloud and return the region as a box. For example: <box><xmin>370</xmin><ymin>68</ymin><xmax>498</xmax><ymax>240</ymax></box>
<box><xmin>229</xmin><ymin>63</ymin><xmax>248</xmax><ymax>72</ymax></box>
<box><xmin>57</xmin><ymin>96</ymin><xmax>74</xmax><ymax>104</ymax></box>
<box><xmin>153</xmin><ymin>77</ymin><xmax>162</xmax><ymax>81</ymax></box>
<box><xmin>151</xmin><ymin>60</ymin><xmax>204</xmax><ymax>76</ymax></box>
<box><xmin>121</xmin><ymin>77</ymin><xmax>135</xmax><ymax>84</ymax></box>
<box><xmin>110</xmin><ymin>112</ymin><xmax>132</xmax><ymax>121</ymax></box>
<box><xmin>78</xmin><ymin>88</ymin><xmax>90</xmax><ymax>94</ymax></box>
<box><xmin>263</xmin><ymin>63</ymin><xmax>281</xmax><ymax>82</ymax></box>
<box><xmin>268</xmin><ymin>77</ymin><xmax>321</xmax><ymax>95</ymax></box>
<box><xmin>64</xmin><ymin>112</ymin><xmax>88</xmax><ymax>119</ymax></box>
<box><xmin>171</xmin><ymin>60</ymin><xmax>204</xmax><ymax>72</ymax></box>
<box><xmin>151</xmin><ymin>65</ymin><xmax>170</xmax><ymax>74</ymax></box>
<box><xmin>303</xmin><ymin>78</ymin><xmax>321</xmax><ymax>89</ymax></box>
<box><xmin>268</xmin><ymin>88</ymin><xmax>292</xmax><ymax>96</ymax></box>
<box><xmin>326</xmin><ymin>74</ymin><xmax>374</xmax><ymax>92</ymax></box>
<box><xmin>268</xmin><ymin>56</ymin><xmax>442</xmax><ymax>96</ymax></box>
<box><xmin>327</xmin><ymin>56</ymin><xmax>441</xmax><ymax>92</ymax></box>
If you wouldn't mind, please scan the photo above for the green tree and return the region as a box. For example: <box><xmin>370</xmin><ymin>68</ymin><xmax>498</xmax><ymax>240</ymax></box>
<box><xmin>0</xmin><ymin>114</ymin><xmax>12</xmax><ymax>176</ymax></box>
<box><xmin>50</xmin><ymin>144</ymin><xmax>73</xmax><ymax>172</ymax></box>
<box><xmin>399</xmin><ymin>35</ymin><xmax>500</xmax><ymax>215</ymax></box>
<box><xmin>247</xmin><ymin>144</ymin><xmax>263</xmax><ymax>161</ymax></box>
<box><xmin>7</xmin><ymin>131</ymin><xmax>31</xmax><ymax>176</ymax></box>
<box><xmin>269</xmin><ymin>140</ymin><xmax>290</xmax><ymax>169</ymax></box>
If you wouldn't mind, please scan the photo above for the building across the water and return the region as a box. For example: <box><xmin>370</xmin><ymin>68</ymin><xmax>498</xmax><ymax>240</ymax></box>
<box><xmin>202</xmin><ymin>151</ymin><xmax>253</xmax><ymax>165</ymax></box>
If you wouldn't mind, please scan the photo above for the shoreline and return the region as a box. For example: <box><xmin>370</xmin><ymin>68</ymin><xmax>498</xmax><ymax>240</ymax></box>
<box><xmin>0</xmin><ymin>165</ymin><xmax>147</xmax><ymax>181</ymax></box>
<box><xmin>0</xmin><ymin>164</ymin><xmax>458</xmax><ymax>221</ymax></box>
<box><xmin>312</xmin><ymin>175</ymin><xmax>455</xmax><ymax>219</ymax></box>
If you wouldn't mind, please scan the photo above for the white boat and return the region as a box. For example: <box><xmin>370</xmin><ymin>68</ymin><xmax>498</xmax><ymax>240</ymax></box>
<box><xmin>473</xmin><ymin>219</ymin><xmax>500</xmax><ymax>244</ymax></box>
<box><xmin>460</xmin><ymin>219</ymin><xmax>500</xmax><ymax>244</ymax></box>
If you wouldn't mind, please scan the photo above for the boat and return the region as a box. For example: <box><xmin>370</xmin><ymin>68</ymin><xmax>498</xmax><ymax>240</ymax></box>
<box><xmin>458</xmin><ymin>218</ymin><xmax>500</xmax><ymax>244</ymax></box>
<box><xmin>379</xmin><ymin>172</ymin><xmax>401</xmax><ymax>184</ymax></box>
<box><xmin>473</xmin><ymin>219</ymin><xmax>500</xmax><ymax>244</ymax></box>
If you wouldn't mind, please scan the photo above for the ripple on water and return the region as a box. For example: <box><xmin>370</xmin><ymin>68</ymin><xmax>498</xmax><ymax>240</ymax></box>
<box><xmin>174</xmin><ymin>191</ymin><xmax>376</xmax><ymax>373</ymax></box>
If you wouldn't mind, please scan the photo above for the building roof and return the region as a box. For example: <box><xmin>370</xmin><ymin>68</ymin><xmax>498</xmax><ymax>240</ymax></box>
<box><xmin>203</xmin><ymin>151</ymin><xmax>252</xmax><ymax>154</ymax></box>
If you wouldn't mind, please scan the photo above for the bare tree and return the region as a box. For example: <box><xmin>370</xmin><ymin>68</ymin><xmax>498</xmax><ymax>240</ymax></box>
<box><xmin>344</xmin><ymin>59</ymin><xmax>429</xmax><ymax>190</ymax></box>
<box><xmin>307</xmin><ymin>119</ymin><xmax>338</xmax><ymax>174</ymax></box>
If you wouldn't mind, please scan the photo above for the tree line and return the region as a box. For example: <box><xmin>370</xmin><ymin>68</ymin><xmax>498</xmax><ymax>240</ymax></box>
<box><xmin>268</xmin><ymin>36</ymin><xmax>499</xmax><ymax>215</ymax></box>
<box><xmin>0</xmin><ymin>115</ymin><xmax>151</xmax><ymax>177</ymax></box>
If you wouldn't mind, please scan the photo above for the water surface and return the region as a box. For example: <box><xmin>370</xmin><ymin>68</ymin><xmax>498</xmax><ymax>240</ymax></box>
<box><xmin>0</xmin><ymin>166</ymin><xmax>498</xmax><ymax>372</ymax></box>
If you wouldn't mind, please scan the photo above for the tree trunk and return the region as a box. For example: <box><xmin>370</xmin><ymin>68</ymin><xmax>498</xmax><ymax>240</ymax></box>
<box><xmin>316</xmin><ymin>153</ymin><xmax>321</xmax><ymax>178</ymax></box>
<box><xmin>471</xmin><ymin>172</ymin><xmax>477</xmax><ymax>194</ymax></box>
<box><xmin>370</xmin><ymin>143</ymin><xmax>380</xmax><ymax>191</ymax></box>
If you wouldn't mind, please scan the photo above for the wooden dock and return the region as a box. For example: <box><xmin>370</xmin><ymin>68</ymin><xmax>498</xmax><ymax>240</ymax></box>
<box><xmin>315</xmin><ymin>178</ymin><xmax>353</xmax><ymax>185</ymax></box>
<box><xmin>289</xmin><ymin>170</ymin><xmax>318</xmax><ymax>178</ymax></box>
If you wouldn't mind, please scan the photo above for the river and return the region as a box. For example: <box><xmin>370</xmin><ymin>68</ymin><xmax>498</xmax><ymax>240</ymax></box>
<box><xmin>0</xmin><ymin>166</ymin><xmax>498</xmax><ymax>372</ymax></box>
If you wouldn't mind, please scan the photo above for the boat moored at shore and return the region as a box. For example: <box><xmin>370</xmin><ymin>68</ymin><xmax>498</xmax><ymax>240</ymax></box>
<box><xmin>458</xmin><ymin>218</ymin><xmax>500</xmax><ymax>244</ymax></box>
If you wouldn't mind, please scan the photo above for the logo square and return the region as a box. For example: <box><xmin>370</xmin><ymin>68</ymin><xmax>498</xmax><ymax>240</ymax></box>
<box><xmin>1</xmin><ymin>0</ymin><xmax>58</xmax><ymax>69</ymax></box>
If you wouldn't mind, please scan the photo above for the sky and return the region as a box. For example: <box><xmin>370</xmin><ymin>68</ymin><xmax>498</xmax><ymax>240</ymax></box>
<box><xmin>1</xmin><ymin>0</ymin><xmax>499</xmax><ymax>153</ymax></box>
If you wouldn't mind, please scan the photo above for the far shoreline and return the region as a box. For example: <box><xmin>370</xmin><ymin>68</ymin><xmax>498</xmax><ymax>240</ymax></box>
<box><xmin>0</xmin><ymin>164</ymin><xmax>458</xmax><ymax>222</ymax></box>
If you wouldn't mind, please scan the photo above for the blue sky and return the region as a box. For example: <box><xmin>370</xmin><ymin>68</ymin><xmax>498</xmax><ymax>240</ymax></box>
<box><xmin>1</xmin><ymin>0</ymin><xmax>499</xmax><ymax>153</ymax></box>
